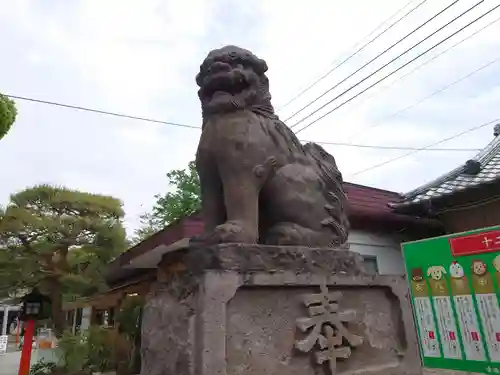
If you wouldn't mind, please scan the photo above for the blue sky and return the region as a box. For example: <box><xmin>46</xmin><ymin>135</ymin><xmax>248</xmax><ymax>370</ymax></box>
<box><xmin>1</xmin><ymin>0</ymin><xmax>500</xmax><ymax>234</ymax></box>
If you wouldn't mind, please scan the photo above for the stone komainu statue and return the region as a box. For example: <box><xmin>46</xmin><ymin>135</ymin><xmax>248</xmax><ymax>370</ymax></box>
<box><xmin>193</xmin><ymin>45</ymin><xmax>349</xmax><ymax>248</ymax></box>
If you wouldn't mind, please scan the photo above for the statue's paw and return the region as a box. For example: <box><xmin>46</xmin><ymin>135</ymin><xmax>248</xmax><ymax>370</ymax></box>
<box><xmin>265</xmin><ymin>223</ymin><xmax>304</xmax><ymax>246</ymax></box>
<box><xmin>264</xmin><ymin>222</ymin><xmax>336</xmax><ymax>248</ymax></box>
<box><xmin>213</xmin><ymin>221</ymin><xmax>257</xmax><ymax>244</ymax></box>
<box><xmin>191</xmin><ymin>221</ymin><xmax>258</xmax><ymax>245</ymax></box>
<box><xmin>265</xmin><ymin>156</ymin><xmax>277</xmax><ymax>169</ymax></box>
<box><xmin>254</xmin><ymin>156</ymin><xmax>279</xmax><ymax>179</ymax></box>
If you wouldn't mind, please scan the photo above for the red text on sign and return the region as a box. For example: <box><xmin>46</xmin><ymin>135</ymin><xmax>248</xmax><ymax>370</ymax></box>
<box><xmin>449</xmin><ymin>230</ymin><xmax>500</xmax><ymax>256</ymax></box>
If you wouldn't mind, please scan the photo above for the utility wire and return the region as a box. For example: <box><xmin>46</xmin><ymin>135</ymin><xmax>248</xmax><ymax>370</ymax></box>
<box><xmin>4</xmin><ymin>94</ymin><xmax>201</xmax><ymax>130</ymax></box>
<box><xmin>292</xmin><ymin>0</ymin><xmax>488</xmax><ymax>131</ymax></box>
<box><xmin>344</xmin><ymin>13</ymin><xmax>500</xmax><ymax>127</ymax></box>
<box><xmin>294</xmin><ymin>2</ymin><xmax>500</xmax><ymax>135</ymax></box>
<box><xmin>311</xmin><ymin>140</ymin><xmax>480</xmax><ymax>151</ymax></box>
<box><xmin>5</xmin><ymin>93</ymin><xmax>488</xmax><ymax>153</ymax></box>
<box><xmin>368</xmin><ymin>54</ymin><xmax>500</xmax><ymax>129</ymax></box>
<box><xmin>350</xmin><ymin>118</ymin><xmax>499</xmax><ymax>176</ymax></box>
<box><xmin>343</xmin><ymin>52</ymin><xmax>500</xmax><ymax>145</ymax></box>
<box><xmin>277</xmin><ymin>0</ymin><xmax>427</xmax><ymax>111</ymax></box>
<box><xmin>286</xmin><ymin>0</ymin><xmax>464</xmax><ymax>123</ymax></box>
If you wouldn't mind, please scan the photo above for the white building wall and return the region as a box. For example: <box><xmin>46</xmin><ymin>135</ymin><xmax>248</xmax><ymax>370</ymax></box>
<box><xmin>80</xmin><ymin>306</ymin><xmax>92</xmax><ymax>331</ymax></box>
<box><xmin>0</xmin><ymin>304</ymin><xmax>21</xmax><ymax>335</ymax></box>
<box><xmin>348</xmin><ymin>229</ymin><xmax>405</xmax><ymax>275</ymax></box>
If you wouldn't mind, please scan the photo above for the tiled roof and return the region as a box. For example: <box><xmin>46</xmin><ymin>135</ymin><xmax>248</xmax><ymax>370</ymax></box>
<box><xmin>391</xmin><ymin>125</ymin><xmax>500</xmax><ymax>209</ymax></box>
<box><xmin>344</xmin><ymin>182</ymin><xmax>402</xmax><ymax>217</ymax></box>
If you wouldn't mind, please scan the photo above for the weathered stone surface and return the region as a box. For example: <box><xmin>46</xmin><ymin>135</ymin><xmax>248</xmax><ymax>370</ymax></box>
<box><xmin>183</xmin><ymin>243</ymin><xmax>366</xmax><ymax>275</ymax></box>
<box><xmin>227</xmin><ymin>286</ymin><xmax>406</xmax><ymax>374</ymax></box>
<box><xmin>192</xmin><ymin>45</ymin><xmax>349</xmax><ymax>248</ymax></box>
<box><xmin>140</xmin><ymin>282</ymin><xmax>195</xmax><ymax>375</ymax></box>
<box><xmin>141</xmin><ymin>245</ymin><xmax>421</xmax><ymax>375</ymax></box>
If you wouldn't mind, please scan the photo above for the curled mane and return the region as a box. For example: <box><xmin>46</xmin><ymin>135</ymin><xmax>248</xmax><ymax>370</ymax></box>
<box><xmin>264</xmin><ymin>119</ymin><xmax>349</xmax><ymax>246</ymax></box>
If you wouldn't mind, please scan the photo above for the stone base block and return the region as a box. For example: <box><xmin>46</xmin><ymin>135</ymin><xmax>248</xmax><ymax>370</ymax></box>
<box><xmin>140</xmin><ymin>244</ymin><xmax>422</xmax><ymax>375</ymax></box>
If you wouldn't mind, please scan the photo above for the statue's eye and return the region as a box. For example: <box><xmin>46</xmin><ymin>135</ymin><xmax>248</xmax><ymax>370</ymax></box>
<box><xmin>202</xmin><ymin>59</ymin><xmax>214</xmax><ymax>72</ymax></box>
<box><xmin>227</xmin><ymin>53</ymin><xmax>247</xmax><ymax>67</ymax></box>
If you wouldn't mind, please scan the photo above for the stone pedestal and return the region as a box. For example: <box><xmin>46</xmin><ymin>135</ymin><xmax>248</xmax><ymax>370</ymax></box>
<box><xmin>141</xmin><ymin>244</ymin><xmax>422</xmax><ymax>375</ymax></box>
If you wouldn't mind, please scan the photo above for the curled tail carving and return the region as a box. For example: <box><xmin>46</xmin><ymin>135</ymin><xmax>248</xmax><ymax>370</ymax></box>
<box><xmin>303</xmin><ymin>142</ymin><xmax>350</xmax><ymax>246</ymax></box>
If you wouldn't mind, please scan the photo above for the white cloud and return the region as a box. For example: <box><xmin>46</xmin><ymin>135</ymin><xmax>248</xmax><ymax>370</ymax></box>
<box><xmin>1</xmin><ymin>0</ymin><xmax>500</xmax><ymax>235</ymax></box>
<box><xmin>256</xmin><ymin>0</ymin><xmax>500</xmax><ymax>184</ymax></box>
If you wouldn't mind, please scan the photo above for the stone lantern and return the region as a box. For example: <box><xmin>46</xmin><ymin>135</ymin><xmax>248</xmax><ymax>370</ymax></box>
<box><xmin>20</xmin><ymin>288</ymin><xmax>51</xmax><ymax>321</ymax></box>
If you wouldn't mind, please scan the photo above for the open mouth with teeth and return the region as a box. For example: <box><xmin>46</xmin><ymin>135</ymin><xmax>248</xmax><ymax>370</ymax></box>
<box><xmin>201</xmin><ymin>71</ymin><xmax>250</xmax><ymax>100</ymax></box>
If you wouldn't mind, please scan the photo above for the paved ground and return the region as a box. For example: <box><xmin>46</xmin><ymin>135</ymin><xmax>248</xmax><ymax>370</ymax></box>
<box><xmin>0</xmin><ymin>351</ymin><xmax>20</xmax><ymax>375</ymax></box>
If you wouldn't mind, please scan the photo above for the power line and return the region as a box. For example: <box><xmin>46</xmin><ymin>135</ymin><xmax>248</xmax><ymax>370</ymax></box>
<box><xmin>294</xmin><ymin>2</ymin><xmax>500</xmax><ymax>135</ymax></box>
<box><xmin>343</xmin><ymin>13</ymin><xmax>500</xmax><ymax>127</ymax></box>
<box><xmin>4</xmin><ymin>93</ymin><xmax>490</xmax><ymax>153</ymax></box>
<box><xmin>367</xmin><ymin>54</ymin><xmax>500</xmax><ymax>128</ymax></box>
<box><xmin>286</xmin><ymin>0</ymin><xmax>464</xmax><ymax>123</ymax></box>
<box><xmin>292</xmin><ymin>0</ymin><xmax>488</xmax><ymax>131</ymax></box>
<box><xmin>5</xmin><ymin>94</ymin><xmax>201</xmax><ymax>130</ymax></box>
<box><xmin>350</xmin><ymin>118</ymin><xmax>499</xmax><ymax>176</ymax></box>
<box><xmin>310</xmin><ymin>140</ymin><xmax>480</xmax><ymax>151</ymax></box>
<box><xmin>276</xmin><ymin>0</ymin><xmax>427</xmax><ymax>112</ymax></box>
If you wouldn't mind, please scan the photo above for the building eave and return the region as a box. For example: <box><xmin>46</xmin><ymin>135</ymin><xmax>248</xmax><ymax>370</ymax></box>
<box><xmin>391</xmin><ymin>177</ymin><xmax>500</xmax><ymax>215</ymax></box>
<box><xmin>394</xmin><ymin>130</ymin><xmax>500</xmax><ymax>208</ymax></box>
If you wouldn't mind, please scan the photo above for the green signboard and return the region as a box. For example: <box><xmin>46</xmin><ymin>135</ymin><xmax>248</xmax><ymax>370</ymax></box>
<box><xmin>402</xmin><ymin>225</ymin><xmax>500</xmax><ymax>374</ymax></box>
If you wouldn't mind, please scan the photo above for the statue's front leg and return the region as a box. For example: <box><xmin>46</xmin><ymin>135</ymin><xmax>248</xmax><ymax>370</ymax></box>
<box><xmin>213</xmin><ymin>160</ymin><xmax>260</xmax><ymax>244</ymax></box>
<box><xmin>190</xmin><ymin>153</ymin><xmax>228</xmax><ymax>246</ymax></box>
<box><xmin>198</xmin><ymin>167</ymin><xmax>225</xmax><ymax>232</ymax></box>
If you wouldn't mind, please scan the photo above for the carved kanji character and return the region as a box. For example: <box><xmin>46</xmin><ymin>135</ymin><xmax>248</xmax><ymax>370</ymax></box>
<box><xmin>295</xmin><ymin>284</ymin><xmax>363</xmax><ymax>374</ymax></box>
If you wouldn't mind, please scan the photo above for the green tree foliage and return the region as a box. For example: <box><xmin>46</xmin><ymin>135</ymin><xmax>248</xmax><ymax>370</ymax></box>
<box><xmin>0</xmin><ymin>185</ymin><xmax>126</xmax><ymax>334</ymax></box>
<box><xmin>0</xmin><ymin>94</ymin><xmax>17</xmax><ymax>140</ymax></box>
<box><xmin>132</xmin><ymin>161</ymin><xmax>201</xmax><ymax>243</ymax></box>
<box><xmin>51</xmin><ymin>326</ymin><xmax>123</xmax><ymax>374</ymax></box>
<box><xmin>116</xmin><ymin>295</ymin><xmax>144</xmax><ymax>373</ymax></box>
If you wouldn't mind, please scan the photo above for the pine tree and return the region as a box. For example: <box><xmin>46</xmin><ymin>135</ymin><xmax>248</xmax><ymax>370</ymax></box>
<box><xmin>0</xmin><ymin>185</ymin><xmax>126</xmax><ymax>334</ymax></box>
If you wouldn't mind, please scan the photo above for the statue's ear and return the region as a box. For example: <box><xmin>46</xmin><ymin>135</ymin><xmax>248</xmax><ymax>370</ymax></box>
<box><xmin>196</xmin><ymin>72</ymin><xmax>203</xmax><ymax>87</ymax></box>
<box><xmin>260</xmin><ymin>59</ymin><xmax>268</xmax><ymax>73</ymax></box>
<box><xmin>254</xmin><ymin>58</ymin><xmax>268</xmax><ymax>75</ymax></box>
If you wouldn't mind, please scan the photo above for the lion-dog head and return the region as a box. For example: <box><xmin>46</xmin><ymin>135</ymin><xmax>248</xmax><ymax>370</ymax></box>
<box><xmin>196</xmin><ymin>45</ymin><xmax>272</xmax><ymax>116</ymax></box>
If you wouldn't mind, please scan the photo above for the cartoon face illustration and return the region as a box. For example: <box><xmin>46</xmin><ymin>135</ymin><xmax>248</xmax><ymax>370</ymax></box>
<box><xmin>427</xmin><ymin>266</ymin><xmax>446</xmax><ymax>281</ymax></box>
<box><xmin>410</xmin><ymin>267</ymin><xmax>428</xmax><ymax>296</ymax></box>
<box><xmin>470</xmin><ymin>259</ymin><xmax>494</xmax><ymax>293</ymax></box>
<box><xmin>493</xmin><ymin>255</ymin><xmax>500</xmax><ymax>272</ymax></box>
<box><xmin>472</xmin><ymin>260</ymin><xmax>487</xmax><ymax>276</ymax></box>
<box><xmin>412</xmin><ymin>268</ymin><xmax>424</xmax><ymax>282</ymax></box>
<box><xmin>449</xmin><ymin>261</ymin><xmax>465</xmax><ymax>279</ymax></box>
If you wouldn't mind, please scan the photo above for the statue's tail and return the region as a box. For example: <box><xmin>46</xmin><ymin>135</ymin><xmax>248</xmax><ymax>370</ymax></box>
<box><xmin>303</xmin><ymin>142</ymin><xmax>350</xmax><ymax>246</ymax></box>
